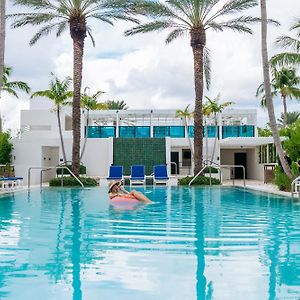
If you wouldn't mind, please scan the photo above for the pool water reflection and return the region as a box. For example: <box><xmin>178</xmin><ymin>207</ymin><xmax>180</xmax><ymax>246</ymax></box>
<box><xmin>0</xmin><ymin>187</ymin><xmax>300</xmax><ymax>299</ymax></box>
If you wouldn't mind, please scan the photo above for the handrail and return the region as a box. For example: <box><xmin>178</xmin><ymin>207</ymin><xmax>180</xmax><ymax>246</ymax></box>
<box><xmin>189</xmin><ymin>160</ymin><xmax>246</xmax><ymax>187</ymax></box>
<box><xmin>28</xmin><ymin>165</ymin><xmax>84</xmax><ymax>189</ymax></box>
<box><xmin>291</xmin><ymin>175</ymin><xmax>300</xmax><ymax>198</ymax></box>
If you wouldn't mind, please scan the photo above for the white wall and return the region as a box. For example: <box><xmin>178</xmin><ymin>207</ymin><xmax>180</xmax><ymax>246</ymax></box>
<box><xmin>12</xmin><ymin>138</ymin><xmax>114</xmax><ymax>185</ymax></box>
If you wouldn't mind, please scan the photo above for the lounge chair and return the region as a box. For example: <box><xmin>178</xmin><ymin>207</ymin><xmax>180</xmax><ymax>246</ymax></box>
<box><xmin>0</xmin><ymin>176</ymin><xmax>24</xmax><ymax>190</ymax></box>
<box><xmin>107</xmin><ymin>165</ymin><xmax>123</xmax><ymax>181</ymax></box>
<box><xmin>153</xmin><ymin>165</ymin><xmax>169</xmax><ymax>185</ymax></box>
<box><xmin>130</xmin><ymin>165</ymin><xmax>146</xmax><ymax>186</ymax></box>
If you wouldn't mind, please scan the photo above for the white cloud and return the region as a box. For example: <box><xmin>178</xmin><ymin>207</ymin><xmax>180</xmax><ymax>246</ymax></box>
<box><xmin>2</xmin><ymin>0</ymin><xmax>300</xmax><ymax>131</ymax></box>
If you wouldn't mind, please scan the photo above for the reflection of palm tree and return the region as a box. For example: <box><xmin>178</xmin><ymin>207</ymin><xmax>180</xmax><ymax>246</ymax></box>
<box><xmin>71</xmin><ymin>190</ymin><xmax>82</xmax><ymax>300</ymax></box>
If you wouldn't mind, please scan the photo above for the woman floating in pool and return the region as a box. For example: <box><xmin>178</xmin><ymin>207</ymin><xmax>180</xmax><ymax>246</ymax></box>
<box><xmin>108</xmin><ymin>181</ymin><xmax>152</xmax><ymax>204</ymax></box>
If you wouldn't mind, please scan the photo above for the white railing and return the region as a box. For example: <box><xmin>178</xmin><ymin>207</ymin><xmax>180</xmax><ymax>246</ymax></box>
<box><xmin>291</xmin><ymin>175</ymin><xmax>300</xmax><ymax>198</ymax></box>
<box><xmin>189</xmin><ymin>160</ymin><xmax>246</xmax><ymax>187</ymax></box>
<box><xmin>28</xmin><ymin>164</ymin><xmax>84</xmax><ymax>189</ymax></box>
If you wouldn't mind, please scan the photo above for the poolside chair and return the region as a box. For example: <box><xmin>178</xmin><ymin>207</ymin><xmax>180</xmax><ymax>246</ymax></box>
<box><xmin>153</xmin><ymin>165</ymin><xmax>169</xmax><ymax>185</ymax></box>
<box><xmin>0</xmin><ymin>176</ymin><xmax>24</xmax><ymax>191</ymax></box>
<box><xmin>107</xmin><ymin>165</ymin><xmax>123</xmax><ymax>181</ymax></box>
<box><xmin>130</xmin><ymin>165</ymin><xmax>146</xmax><ymax>186</ymax></box>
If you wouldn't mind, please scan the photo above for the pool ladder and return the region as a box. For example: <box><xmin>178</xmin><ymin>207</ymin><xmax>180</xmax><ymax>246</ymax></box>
<box><xmin>188</xmin><ymin>160</ymin><xmax>246</xmax><ymax>187</ymax></box>
<box><xmin>291</xmin><ymin>175</ymin><xmax>300</xmax><ymax>198</ymax></box>
<box><xmin>27</xmin><ymin>163</ymin><xmax>84</xmax><ymax>189</ymax></box>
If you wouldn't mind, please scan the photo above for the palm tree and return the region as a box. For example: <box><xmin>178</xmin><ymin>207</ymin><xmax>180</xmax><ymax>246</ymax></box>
<box><xmin>80</xmin><ymin>89</ymin><xmax>107</xmax><ymax>161</ymax></box>
<box><xmin>2</xmin><ymin>66</ymin><xmax>30</xmax><ymax>97</ymax></box>
<box><xmin>256</xmin><ymin>67</ymin><xmax>300</xmax><ymax>128</ymax></box>
<box><xmin>124</xmin><ymin>0</ymin><xmax>259</xmax><ymax>175</ymax></box>
<box><xmin>0</xmin><ymin>0</ymin><xmax>5</xmax><ymax>90</ymax></box>
<box><xmin>203</xmin><ymin>95</ymin><xmax>234</xmax><ymax>162</ymax></box>
<box><xmin>260</xmin><ymin>0</ymin><xmax>292</xmax><ymax>178</ymax></box>
<box><xmin>277</xmin><ymin>111</ymin><xmax>300</xmax><ymax>128</ymax></box>
<box><xmin>271</xmin><ymin>19</ymin><xmax>300</xmax><ymax>67</ymax></box>
<box><xmin>9</xmin><ymin>0</ymin><xmax>138</xmax><ymax>176</ymax></box>
<box><xmin>31</xmin><ymin>76</ymin><xmax>73</xmax><ymax>164</ymax></box>
<box><xmin>176</xmin><ymin>105</ymin><xmax>194</xmax><ymax>159</ymax></box>
<box><xmin>1</xmin><ymin>65</ymin><xmax>31</xmax><ymax>132</ymax></box>
<box><xmin>105</xmin><ymin>100</ymin><xmax>128</xmax><ymax>110</ymax></box>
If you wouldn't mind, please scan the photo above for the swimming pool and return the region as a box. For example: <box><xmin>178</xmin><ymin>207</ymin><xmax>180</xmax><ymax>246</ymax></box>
<box><xmin>0</xmin><ymin>187</ymin><xmax>299</xmax><ymax>299</ymax></box>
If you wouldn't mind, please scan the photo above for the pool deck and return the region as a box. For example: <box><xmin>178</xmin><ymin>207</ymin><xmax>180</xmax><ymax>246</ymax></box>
<box><xmin>223</xmin><ymin>179</ymin><xmax>295</xmax><ymax>198</ymax></box>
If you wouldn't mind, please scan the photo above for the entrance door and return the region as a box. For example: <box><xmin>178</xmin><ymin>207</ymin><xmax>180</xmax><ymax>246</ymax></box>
<box><xmin>234</xmin><ymin>153</ymin><xmax>247</xmax><ymax>179</ymax></box>
<box><xmin>171</xmin><ymin>152</ymin><xmax>180</xmax><ymax>175</ymax></box>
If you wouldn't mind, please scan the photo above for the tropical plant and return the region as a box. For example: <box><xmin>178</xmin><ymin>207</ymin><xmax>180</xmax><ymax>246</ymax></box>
<box><xmin>1</xmin><ymin>66</ymin><xmax>30</xmax><ymax>98</ymax></box>
<box><xmin>105</xmin><ymin>100</ymin><xmax>128</xmax><ymax>110</ymax></box>
<box><xmin>9</xmin><ymin>0</ymin><xmax>138</xmax><ymax>176</ymax></box>
<box><xmin>0</xmin><ymin>0</ymin><xmax>5</xmax><ymax>90</ymax></box>
<box><xmin>256</xmin><ymin>67</ymin><xmax>300</xmax><ymax>128</ymax></box>
<box><xmin>282</xmin><ymin>119</ymin><xmax>300</xmax><ymax>162</ymax></box>
<box><xmin>277</xmin><ymin>111</ymin><xmax>300</xmax><ymax>128</ymax></box>
<box><xmin>260</xmin><ymin>0</ymin><xmax>292</xmax><ymax>178</ymax></box>
<box><xmin>176</xmin><ymin>105</ymin><xmax>194</xmax><ymax>159</ymax></box>
<box><xmin>124</xmin><ymin>0</ymin><xmax>259</xmax><ymax>175</ymax></box>
<box><xmin>81</xmin><ymin>88</ymin><xmax>107</xmax><ymax>160</ymax></box>
<box><xmin>0</xmin><ymin>131</ymin><xmax>13</xmax><ymax>164</ymax></box>
<box><xmin>31</xmin><ymin>76</ymin><xmax>73</xmax><ymax>163</ymax></box>
<box><xmin>203</xmin><ymin>95</ymin><xmax>234</xmax><ymax>162</ymax></box>
<box><xmin>271</xmin><ymin>19</ymin><xmax>300</xmax><ymax>67</ymax></box>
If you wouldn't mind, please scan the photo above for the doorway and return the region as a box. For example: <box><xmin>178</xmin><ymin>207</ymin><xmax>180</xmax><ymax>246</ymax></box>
<box><xmin>234</xmin><ymin>152</ymin><xmax>247</xmax><ymax>179</ymax></box>
<box><xmin>171</xmin><ymin>152</ymin><xmax>180</xmax><ymax>175</ymax></box>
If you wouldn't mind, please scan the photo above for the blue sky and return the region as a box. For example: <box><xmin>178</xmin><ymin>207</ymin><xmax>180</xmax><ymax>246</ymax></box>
<box><xmin>1</xmin><ymin>0</ymin><xmax>300</xmax><ymax>132</ymax></box>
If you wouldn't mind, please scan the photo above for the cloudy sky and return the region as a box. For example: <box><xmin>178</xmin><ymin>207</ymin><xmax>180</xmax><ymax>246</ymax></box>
<box><xmin>1</xmin><ymin>0</ymin><xmax>300</xmax><ymax>132</ymax></box>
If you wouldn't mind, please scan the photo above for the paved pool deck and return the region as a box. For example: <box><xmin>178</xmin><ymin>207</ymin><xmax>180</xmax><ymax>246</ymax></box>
<box><xmin>223</xmin><ymin>179</ymin><xmax>297</xmax><ymax>199</ymax></box>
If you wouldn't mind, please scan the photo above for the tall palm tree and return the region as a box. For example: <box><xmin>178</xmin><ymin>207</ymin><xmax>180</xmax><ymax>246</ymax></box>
<box><xmin>271</xmin><ymin>19</ymin><xmax>300</xmax><ymax>67</ymax></box>
<box><xmin>260</xmin><ymin>0</ymin><xmax>292</xmax><ymax>178</ymax></box>
<box><xmin>256</xmin><ymin>67</ymin><xmax>300</xmax><ymax>128</ymax></box>
<box><xmin>9</xmin><ymin>0</ymin><xmax>138</xmax><ymax>176</ymax></box>
<box><xmin>0</xmin><ymin>0</ymin><xmax>5</xmax><ymax>90</ymax></box>
<box><xmin>203</xmin><ymin>95</ymin><xmax>234</xmax><ymax>162</ymax></box>
<box><xmin>124</xmin><ymin>0</ymin><xmax>259</xmax><ymax>175</ymax></box>
<box><xmin>105</xmin><ymin>100</ymin><xmax>128</xmax><ymax>110</ymax></box>
<box><xmin>176</xmin><ymin>105</ymin><xmax>194</xmax><ymax>159</ymax></box>
<box><xmin>80</xmin><ymin>89</ymin><xmax>107</xmax><ymax>161</ymax></box>
<box><xmin>31</xmin><ymin>76</ymin><xmax>73</xmax><ymax>164</ymax></box>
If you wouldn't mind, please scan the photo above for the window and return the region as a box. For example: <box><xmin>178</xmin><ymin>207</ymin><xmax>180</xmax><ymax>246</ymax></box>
<box><xmin>182</xmin><ymin>149</ymin><xmax>192</xmax><ymax>166</ymax></box>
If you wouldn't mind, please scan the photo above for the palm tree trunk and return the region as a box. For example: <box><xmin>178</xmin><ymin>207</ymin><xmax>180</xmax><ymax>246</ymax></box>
<box><xmin>282</xmin><ymin>95</ymin><xmax>288</xmax><ymax>128</ymax></box>
<box><xmin>211</xmin><ymin>114</ymin><xmax>218</xmax><ymax>163</ymax></box>
<box><xmin>205</xmin><ymin>119</ymin><xmax>208</xmax><ymax>162</ymax></box>
<box><xmin>260</xmin><ymin>0</ymin><xmax>292</xmax><ymax>178</ymax></box>
<box><xmin>191</xmin><ymin>28</ymin><xmax>206</xmax><ymax>175</ymax></box>
<box><xmin>80</xmin><ymin>109</ymin><xmax>89</xmax><ymax>161</ymax></box>
<box><xmin>0</xmin><ymin>0</ymin><xmax>6</xmax><ymax>133</ymax></box>
<box><xmin>57</xmin><ymin>107</ymin><xmax>67</xmax><ymax>163</ymax></box>
<box><xmin>70</xmin><ymin>18</ymin><xmax>86</xmax><ymax>177</ymax></box>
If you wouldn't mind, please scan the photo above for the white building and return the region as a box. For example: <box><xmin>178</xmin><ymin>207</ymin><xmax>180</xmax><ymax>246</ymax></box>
<box><xmin>12</xmin><ymin>100</ymin><xmax>278</xmax><ymax>185</ymax></box>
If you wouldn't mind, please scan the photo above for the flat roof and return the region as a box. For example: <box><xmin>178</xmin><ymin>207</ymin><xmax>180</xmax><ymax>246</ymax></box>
<box><xmin>220</xmin><ymin>137</ymin><xmax>286</xmax><ymax>148</ymax></box>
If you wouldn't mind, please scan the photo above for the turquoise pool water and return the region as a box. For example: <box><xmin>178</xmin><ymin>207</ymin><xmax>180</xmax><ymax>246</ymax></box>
<box><xmin>0</xmin><ymin>187</ymin><xmax>300</xmax><ymax>300</ymax></box>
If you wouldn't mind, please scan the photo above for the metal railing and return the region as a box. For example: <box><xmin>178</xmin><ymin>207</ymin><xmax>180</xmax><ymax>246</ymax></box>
<box><xmin>291</xmin><ymin>175</ymin><xmax>300</xmax><ymax>198</ymax></box>
<box><xmin>189</xmin><ymin>160</ymin><xmax>246</xmax><ymax>187</ymax></box>
<box><xmin>28</xmin><ymin>164</ymin><xmax>84</xmax><ymax>189</ymax></box>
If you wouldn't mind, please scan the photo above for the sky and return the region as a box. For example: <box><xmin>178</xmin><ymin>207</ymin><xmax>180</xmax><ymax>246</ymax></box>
<box><xmin>1</xmin><ymin>0</ymin><xmax>300</xmax><ymax>133</ymax></box>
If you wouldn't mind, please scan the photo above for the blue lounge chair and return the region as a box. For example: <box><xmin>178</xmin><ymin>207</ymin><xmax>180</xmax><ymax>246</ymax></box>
<box><xmin>107</xmin><ymin>165</ymin><xmax>123</xmax><ymax>181</ymax></box>
<box><xmin>153</xmin><ymin>165</ymin><xmax>169</xmax><ymax>185</ymax></box>
<box><xmin>130</xmin><ymin>165</ymin><xmax>146</xmax><ymax>186</ymax></box>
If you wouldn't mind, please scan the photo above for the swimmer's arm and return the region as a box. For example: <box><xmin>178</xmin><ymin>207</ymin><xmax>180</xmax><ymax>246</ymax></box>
<box><xmin>119</xmin><ymin>186</ymin><xmax>130</xmax><ymax>194</ymax></box>
<box><xmin>109</xmin><ymin>193</ymin><xmax>121</xmax><ymax>199</ymax></box>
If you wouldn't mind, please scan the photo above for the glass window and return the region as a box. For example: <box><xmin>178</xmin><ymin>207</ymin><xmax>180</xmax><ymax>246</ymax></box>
<box><xmin>182</xmin><ymin>149</ymin><xmax>192</xmax><ymax>166</ymax></box>
<box><xmin>119</xmin><ymin>126</ymin><xmax>135</xmax><ymax>138</ymax></box>
<box><xmin>135</xmin><ymin>126</ymin><xmax>150</xmax><ymax>138</ymax></box>
<box><xmin>154</xmin><ymin>126</ymin><xmax>170</xmax><ymax>138</ymax></box>
<box><xmin>170</xmin><ymin>126</ymin><xmax>185</xmax><ymax>138</ymax></box>
<box><xmin>87</xmin><ymin>126</ymin><xmax>116</xmax><ymax>138</ymax></box>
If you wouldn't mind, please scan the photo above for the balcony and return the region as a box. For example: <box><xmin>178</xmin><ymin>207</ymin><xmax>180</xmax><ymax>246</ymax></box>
<box><xmin>86</xmin><ymin>125</ymin><xmax>255</xmax><ymax>138</ymax></box>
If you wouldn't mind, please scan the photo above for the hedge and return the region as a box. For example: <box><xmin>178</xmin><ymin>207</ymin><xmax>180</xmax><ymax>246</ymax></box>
<box><xmin>49</xmin><ymin>176</ymin><xmax>98</xmax><ymax>187</ymax></box>
<box><xmin>179</xmin><ymin>176</ymin><xmax>220</xmax><ymax>186</ymax></box>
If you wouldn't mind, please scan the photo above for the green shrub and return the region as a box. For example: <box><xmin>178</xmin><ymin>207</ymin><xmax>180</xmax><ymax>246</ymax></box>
<box><xmin>274</xmin><ymin>163</ymin><xmax>299</xmax><ymax>192</ymax></box>
<box><xmin>0</xmin><ymin>132</ymin><xmax>13</xmax><ymax>164</ymax></box>
<box><xmin>179</xmin><ymin>176</ymin><xmax>220</xmax><ymax>186</ymax></box>
<box><xmin>203</xmin><ymin>166</ymin><xmax>218</xmax><ymax>174</ymax></box>
<box><xmin>49</xmin><ymin>176</ymin><xmax>97</xmax><ymax>187</ymax></box>
<box><xmin>56</xmin><ymin>164</ymin><xmax>86</xmax><ymax>175</ymax></box>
